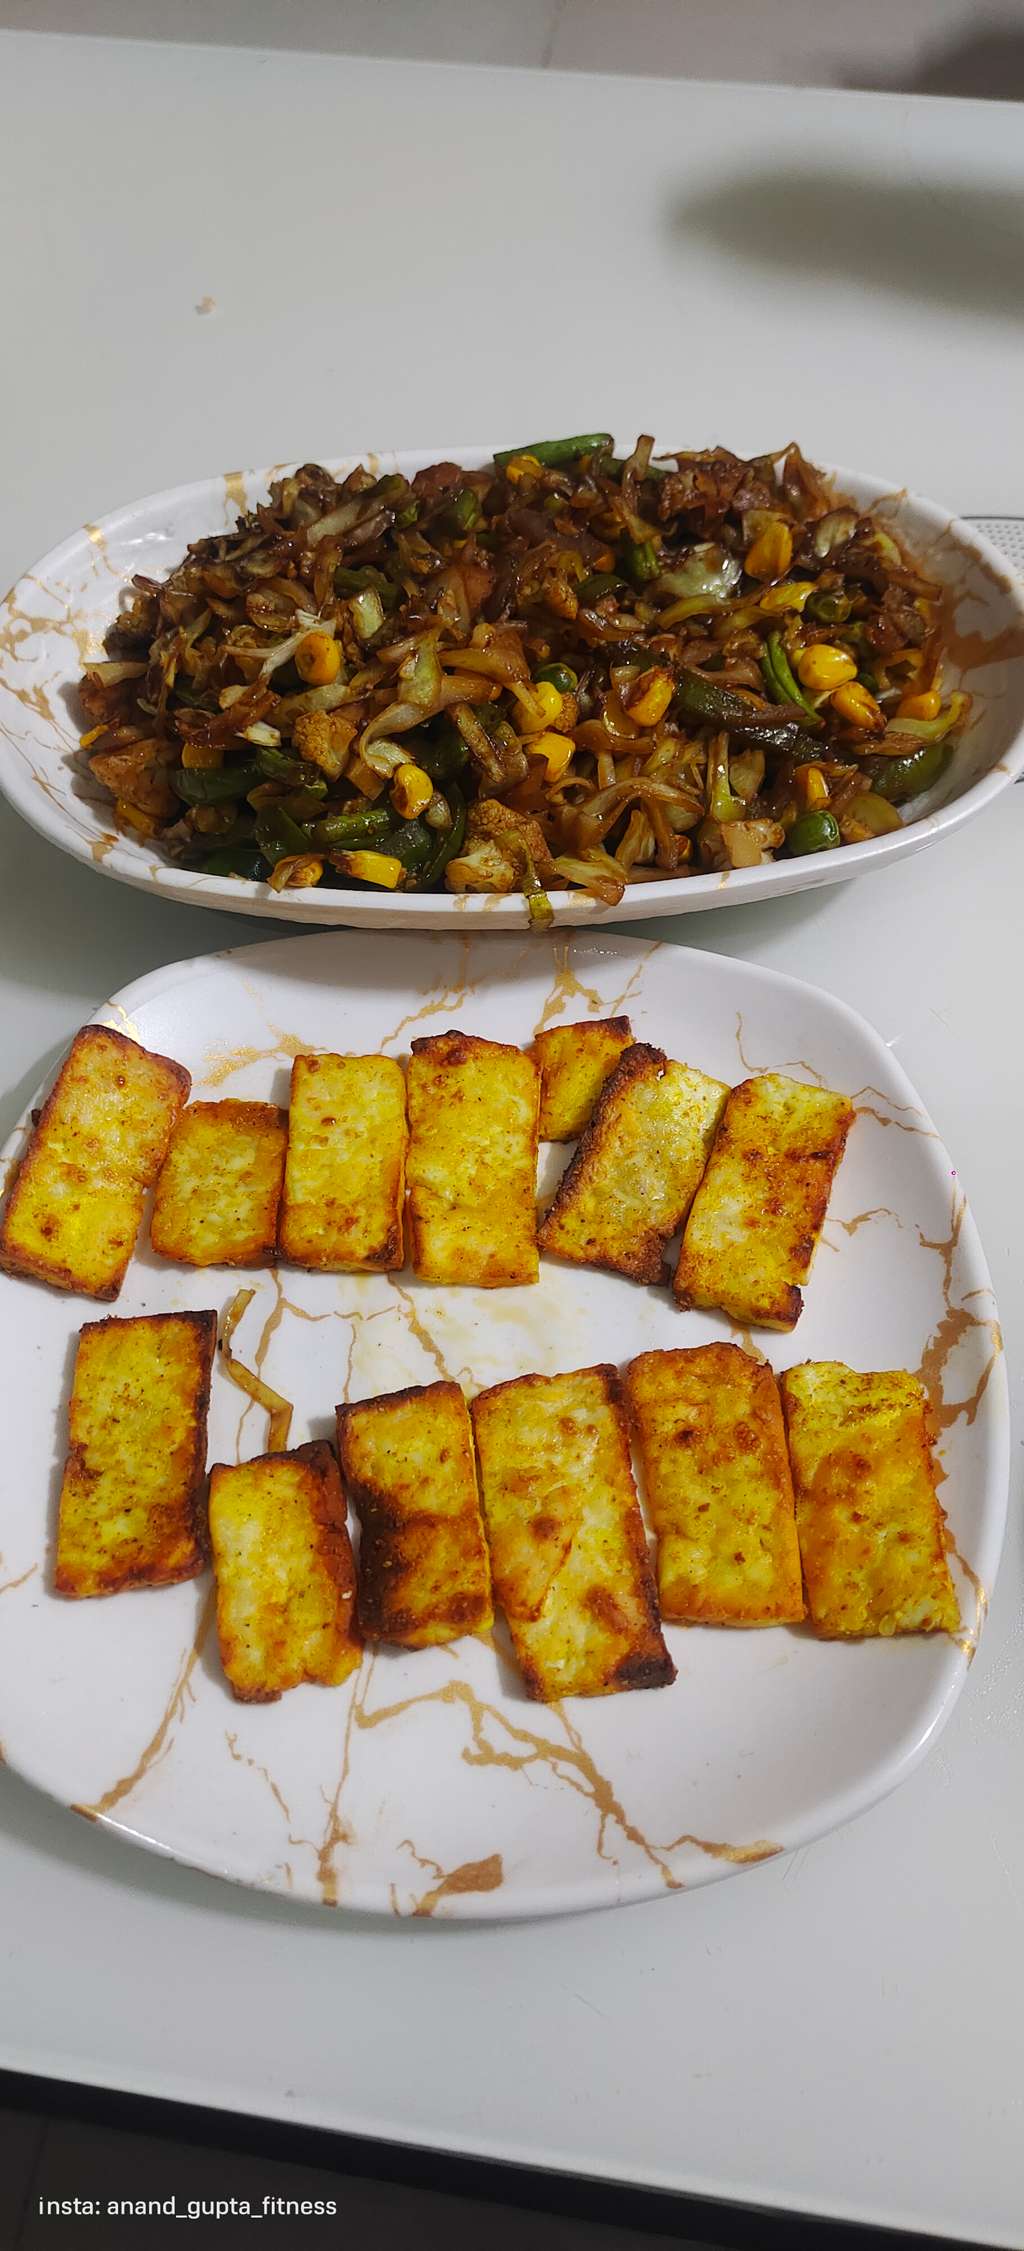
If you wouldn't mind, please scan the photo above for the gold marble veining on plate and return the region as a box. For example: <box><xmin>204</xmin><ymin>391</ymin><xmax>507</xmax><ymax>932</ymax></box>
<box><xmin>73</xmin><ymin>1587</ymin><xmax>216</xmax><ymax>1823</ymax></box>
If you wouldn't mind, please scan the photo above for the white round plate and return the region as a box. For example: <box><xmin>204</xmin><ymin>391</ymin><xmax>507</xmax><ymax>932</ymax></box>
<box><xmin>0</xmin><ymin>932</ymin><xmax>1008</xmax><ymax>1918</ymax></box>
<box><xmin>1</xmin><ymin>452</ymin><xmax>1022</xmax><ymax>930</ymax></box>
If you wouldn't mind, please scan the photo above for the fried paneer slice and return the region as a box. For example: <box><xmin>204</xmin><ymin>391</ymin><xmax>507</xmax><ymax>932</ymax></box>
<box><xmin>626</xmin><ymin>1344</ymin><xmax>804</xmax><ymax>1625</ymax></box>
<box><xmin>337</xmin><ymin>1380</ymin><xmax>491</xmax><ymax>1647</ymax></box>
<box><xmin>55</xmin><ymin>1310</ymin><xmax>215</xmax><ymax>1597</ymax></box>
<box><xmin>674</xmin><ymin>1072</ymin><xmax>854</xmax><ymax>1328</ymax></box>
<box><xmin>538</xmin><ymin>1045</ymin><xmax>728</xmax><ymax>1285</ymax></box>
<box><xmin>780</xmin><ymin>1363</ymin><xmax>959</xmax><ymax>1638</ymax></box>
<box><xmin>150</xmin><ymin>1100</ymin><xmax>287</xmax><ymax>1267</ymax></box>
<box><xmin>471</xmin><ymin>1364</ymin><xmax>675</xmax><ymax>1700</ymax></box>
<box><xmin>0</xmin><ymin>1025</ymin><xmax>189</xmax><ymax>1300</ymax></box>
<box><xmin>406</xmin><ymin>1030</ymin><xmax>539</xmax><ymax>1287</ymax></box>
<box><xmin>532</xmin><ymin>1017</ymin><xmax>634</xmax><ymax>1141</ymax></box>
<box><xmin>208</xmin><ymin>1441</ymin><xmax>361</xmax><ymax>1701</ymax></box>
<box><xmin>279</xmin><ymin>1053</ymin><xmax>407</xmax><ymax>1272</ymax></box>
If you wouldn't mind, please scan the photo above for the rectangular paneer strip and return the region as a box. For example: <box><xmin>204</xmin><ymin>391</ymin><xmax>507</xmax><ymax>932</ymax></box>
<box><xmin>781</xmin><ymin>1363</ymin><xmax>959</xmax><ymax>1638</ymax></box>
<box><xmin>56</xmin><ymin>1310</ymin><xmax>215</xmax><ymax>1597</ymax></box>
<box><xmin>337</xmin><ymin>1380</ymin><xmax>491</xmax><ymax>1646</ymax></box>
<box><xmin>627</xmin><ymin>1344</ymin><xmax>804</xmax><ymax>1625</ymax></box>
<box><xmin>538</xmin><ymin>1044</ymin><xmax>728</xmax><ymax>1284</ymax></box>
<box><xmin>406</xmin><ymin>1030</ymin><xmax>540</xmax><ymax>1287</ymax></box>
<box><xmin>532</xmin><ymin>1017</ymin><xmax>634</xmax><ymax>1141</ymax></box>
<box><xmin>0</xmin><ymin>1026</ymin><xmax>189</xmax><ymax>1299</ymax></box>
<box><xmin>151</xmin><ymin>1099</ymin><xmax>287</xmax><ymax>1267</ymax></box>
<box><xmin>279</xmin><ymin>1053</ymin><xmax>407</xmax><ymax>1271</ymax></box>
<box><xmin>471</xmin><ymin>1364</ymin><xmax>674</xmax><ymax>1700</ymax></box>
<box><xmin>674</xmin><ymin>1072</ymin><xmax>854</xmax><ymax>1328</ymax></box>
<box><xmin>208</xmin><ymin>1442</ymin><xmax>361</xmax><ymax>1701</ymax></box>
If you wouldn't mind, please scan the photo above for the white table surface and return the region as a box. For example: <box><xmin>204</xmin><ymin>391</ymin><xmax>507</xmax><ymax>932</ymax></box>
<box><xmin>2</xmin><ymin>31</ymin><xmax>1023</xmax><ymax>2244</ymax></box>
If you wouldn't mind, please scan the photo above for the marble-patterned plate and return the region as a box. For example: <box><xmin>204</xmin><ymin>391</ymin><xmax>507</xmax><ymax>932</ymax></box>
<box><xmin>0</xmin><ymin>932</ymin><xmax>1008</xmax><ymax>1917</ymax></box>
<box><xmin>1</xmin><ymin>455</ymin><xmax>1023</xmax><ymax>930</ymax></box>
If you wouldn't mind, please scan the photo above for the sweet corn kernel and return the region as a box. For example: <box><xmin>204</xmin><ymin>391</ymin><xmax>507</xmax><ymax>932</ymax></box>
<box><xmin>757</xmin><ymin>579</ymin><xmax>816</xmax><ymax>615</ymax></box>
<box><xmin>795</xmin><ymin>765</ymin><xmax>830</xmax><ymax>810</ymax></box>
<box><xmin>115</xmin><ymin>799</ymin><xmax>160</xmax><ymax>838</ymax></box>
<box><xmin>796</xmin><ymin>644</ymin><xmax>858</xmax><ymax>691</ymax></box>
<box><xmin>745</xmin><ymin>521</ymin><xmax>793</xmax><ymax>581</ymax></box>
<box><xmin>531</xmin><ymin>730</ymin><xmax>574</xmax><ymax>781</ymax></box>
<box><xmin>295</xmin><ymin>631</ymin><xmax>341</xmax><ymax>686</ymax></box>
<box><xmin>336</xmin><ymin>849</ymin><xmax>403</xmax><ymax>890</ymax></box>
<box><xmin>533</xmin><ymin>679</ymin><xmax>565</xmax><ymax>724</ymax></box>
<box><xmin>391</xmin><ymin>763</ymin><xmax>434</xmax><ymax>819</ymax></box>
<box><xmin>897</xmin><ymin>687</ymin><xmax>942</xmax><ymax>721</ymax></box>
<box><xmin>505</xmin><ymin>454</ymin><xmax>543</xmax><ymax>484</ymax></box>
<box><xmin>831</xmin><ymin>681</ymin><xmax>884</xmax><ymax>731</ymax></box>
<box><xmin>626</xmin><ymin>668</ymin><xmax>674</xmax><ymax>727</ymax></box>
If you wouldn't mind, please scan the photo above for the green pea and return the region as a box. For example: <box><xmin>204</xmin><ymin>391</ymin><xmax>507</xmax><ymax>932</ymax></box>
<box><xmin>624</xmin><ymin>539</ymin><xmax>659</xmax><ymax>587</ymax></box>
<box><xmin>786</xmin><ymin>810</ymin><xmax>841</xmax><ymax>855</ymax></box>
<box><xmin>805</xmin><ymin>590</ymin><xmax>851</xmax><ymax>624</ymax></box>
<box><xmin>536</xmin><ymin>662</ymin><xmax>578</xmax><ymax>694</ymax></box>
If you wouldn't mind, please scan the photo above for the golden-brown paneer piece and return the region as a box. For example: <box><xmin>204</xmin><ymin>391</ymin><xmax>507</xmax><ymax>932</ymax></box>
<box><xmin>780</xmin><ymin>1363</ymin><xmax>959</xmax><ymax>1638</ymax></box>
<box><xmin>337</xmin><ymin>1380</ymin><xmax>491</xmax><ymax>1647</ymax></box>
<box><xmin>150</xmin><ymin>1100</ymin><xmax>287</xmax><ymax>1268</ymax></box>
<box><xmin>208</xmin><ymin>1441</ymin><xmax>361</xmax><ymax>1701</ymax></box>
<box><xmin>55</xmin><ymin>1310</ymin><xmax>215</xmax><ymax>1597</ymax></box>
<box><xmin>626</xmin><ymin>1344</ymin><xmax>804</xmax><ymax>1625</ymax></box>
<box><xmin>532</xmin><ymin>1017</ymin><xmax>634</xmax><ymax>1141</ymax></box>
<box><xmin>674</xmin><ymin>1072</ymin><xmax>854</xmax><ymax>1328</ymax></box>
<box><xmin>406</xmin><ymin>1030</ymin><xmax>539</xmax><ymax>1287</ymax></box>
<box><xmin>471</xmin><ymin>1364</ymin><xmax>675</xmax><ymax>1700</ymax></box>
<box><xmin>279</xmin><ymin>1053</ymin><xmax>407</xmax><ymax>1272</ymax></box>
<box><xmin>538</xmin><ymin>1044</ymin><xmax>728</xmax><ymax>1285</ymax></box>
<box><xmin>0</xmin><ymin>1025</ymin><xmax>189</xmax><ymax>1300</ymax></box>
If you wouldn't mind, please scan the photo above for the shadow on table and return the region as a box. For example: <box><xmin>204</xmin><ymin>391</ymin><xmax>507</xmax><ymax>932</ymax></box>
<box><xmin>844</xmin><ymin>19</ymin><xmax>1024</xmax><ymax>102</ymax></box>
<box><xmin>669</xmin><ymin>166</ymin><xmax>1024</xmax><ymax>325</ymax></box>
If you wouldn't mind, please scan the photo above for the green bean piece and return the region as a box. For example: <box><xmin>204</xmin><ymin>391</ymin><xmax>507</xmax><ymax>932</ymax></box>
<box><xmin>254</xmin><ymin>744</ymin><xmax>318</xmax><ymax>784</ymax></box>
<box><xmin>536</xmin><ymin>662</ymin><xmax>579</xmax><ymax>694</ymax></box>
<box><xmin>310</xmin><ymin>804</ymin><xmax>395</xmax><ymax>850</ymax></box>
<box><xmin>450</xmin><ymin>488</ymin><xmax>482</xmax><ymax>530</ymax></box>
<box><xmin>170</xmin><ymin>761</ymin><xmax>263</xmax><ymax>806</ymax></box>
<box><xmin>865</xmin><ymin>738</ymin><xmax>955</xmax><ymax>804</ymax></box>
<box><xmin>199</xmin><ymin>846</ymin><xmax>266</xmax><ymax>880</ymax></box>
<box><xmin>395</xmin><ymin>502</ymin><xmax>420</xmax><ymax>529</ymax></box>
<box><xmin>578</xmin><ymin>570</ymin><xmax>626</xmax><ymax>604</ymax></box>
<box><xmin>493</xmin><ymin>434</ymin><xmax>614</xmax><ymax>469</ymax></box>
<box><xmin>674</xmin><ymin>667</ymin><xmax>805</xmax><ymax>752</ymax></box>
<box><xmin>624</xmin><ymin>539</ymin><xmax>659</xmax><ymax>587</ymax></box>
<box><xmin>409</xmin><ymin>784</ymin><xmax>467</xmax><ymax>889</ymax></box>
<box><xmin>786</xmin><ymin>810</ymin><xmax>841</xmax><ymax>855</ymax></box>
<box><xmin>254</xmin><ymin>806</ymin><xmax>315</xmax><ymax>864</ymax></box>
<box><xmin>762</xmin><ymin>633</ymin><xmax>822</xmax><ymax>725</ymax></box>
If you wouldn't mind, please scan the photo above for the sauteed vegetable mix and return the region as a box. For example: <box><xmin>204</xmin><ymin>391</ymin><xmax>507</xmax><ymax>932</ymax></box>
<box><xmin>77</xmin><ymin>437</ymin><xmax>966</xmax><ymax>916</ymax></box>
